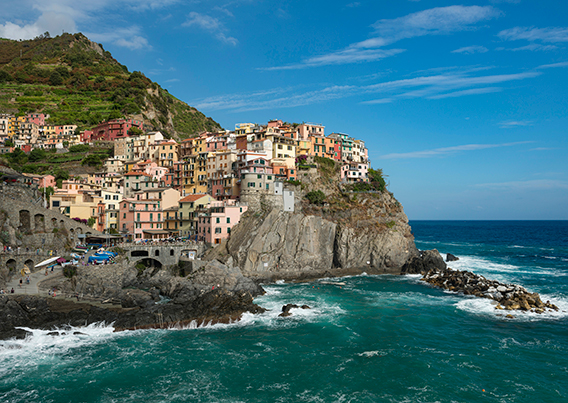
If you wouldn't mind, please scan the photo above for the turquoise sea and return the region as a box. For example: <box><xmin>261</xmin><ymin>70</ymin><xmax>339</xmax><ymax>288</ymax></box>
<box><xmin>1</xmin><ymin>221</ymin><xmax>567</xmax><ymax>402</ymax></box>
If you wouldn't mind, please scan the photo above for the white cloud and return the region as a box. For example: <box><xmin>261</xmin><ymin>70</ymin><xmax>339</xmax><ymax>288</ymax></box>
<box><xmin>182</xmin><ymin>11</ymin><xmax>237</xmax><ymax>46</ymax></box>
<box><xmin>195</xmin><ymin>69</ymin><xmax>540</xmax><ymax>112</ymax></box>
<box><xmin>115</xmin><ymin>36</ymin><xmax>149</xmax><ymax>50</ymax></box>
<box><xmin>86</xmin><ymin>26</ymin><xmax>151</xmax><ymax>50</ymax></box>
<box><xmin>498</xmin><ymin>26</ymin><xmax>568</xmax><ymax>43</ymax></box>
<box><xmin>0</xmin><ymin>1</ymin><xmax>180</xmax><ymax>48</ymax></box>
<box><xmin>379</xmin><ymin>141</ymin><xmax>531</xmax><ymax>160</ymax></box>
<box><xmin>499</xmin><ymin>120</ymin><xmax>533</xmax><ymax>128</ymax></box>
<box><xmin>537</xmin><ymin>61</ymin><xmax>568</xmax><ymax>69</ymax></box>
<box><xmin>361</xmin><ymin>98</ymin><xmax>393</xmax><ymax>105</ymax></box>
<box><xmin>500</xmin><ymin>43</ymin><xmax>558</xmax><ymax>52</ymax></box>
<box><xmin>452</xmin><ymin>45</ymin><xmax>489</xmax><ymax>54</ymax></box>
<box><xmin>263</xmin><ymin>49</ymin><xmax>405</xmax><ymax>71</ymax></box>
<box><xmin>371</xmin><ymin>5</ymin><xmax>501</xmax><ymax>43</ymax></box>
<box><xmin>264</xmin><ymin>5</ymin><xmax>501</xmax><ymax>70</ymax></box>
<box><xmin>428</xmin><ymin>87</ymin><xmax>501</xmax><ymax>99</ymax></box>
<box><xmin>0</xmin><ymin>11</ymin><xmax>77</xmax><ymax>39</ymax></box>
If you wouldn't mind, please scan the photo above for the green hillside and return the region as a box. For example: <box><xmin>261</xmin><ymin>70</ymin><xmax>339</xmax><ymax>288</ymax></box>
<box><xmin>0</xmin><ymin>33</ymin><xmax>222</xmax><ymax>138</ymax></box>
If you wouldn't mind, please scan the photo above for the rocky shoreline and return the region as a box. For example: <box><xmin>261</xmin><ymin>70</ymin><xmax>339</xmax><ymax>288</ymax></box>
<box><xmin>421</xmin><ymin>266</ymin><xmax>559</xmax><ymax>314</ymax></box>
<box><xmin>0</xmin><ymin>247</ymin><xmax>559</xmax><ymax>340</ymax></box>
<box><xmin>0</xmin><ymin>287</ymin><xmax>265</xmax><ymax>340</ymax></box>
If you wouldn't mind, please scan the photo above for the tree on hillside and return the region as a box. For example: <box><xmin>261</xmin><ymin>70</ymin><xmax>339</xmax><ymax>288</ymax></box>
<box><xmin>107</xmin><ymin>110</ymin><xmax>123</xmax><ymax>120</ymax></box>
<box><xmin>28</xmin><ymin>148</ymin><xmax>46</xmax><ymax>162</ymax></box>
<box><xmin>49</xmin><ymin>70</ymin><xmax>63</xmax><ymax>86</ymax></box>
<box><xmin>0</xmin><ymin>70</ymin><xmax>12</xmax><ymax>83</ymax></box>
<box><xmin>128</xmin><ymin>126</ymin><xmax>143</xmax><ymax>136</ymax></box>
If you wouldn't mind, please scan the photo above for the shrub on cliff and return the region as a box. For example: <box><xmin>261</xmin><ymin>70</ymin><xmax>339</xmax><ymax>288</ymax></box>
<box><xmin>305</xmin><ymin>190</ymin><xmax>326</xmax><ymax>205</ymax></box>
<box><xmin>63</xmin><ymin>265</ymin><xmax>77</xmax><ymax>278</ymax></box>
<box><xmin>368</xmin><ymin>168</ymin><xmax>386</xmax><ymax>192</ymax></box>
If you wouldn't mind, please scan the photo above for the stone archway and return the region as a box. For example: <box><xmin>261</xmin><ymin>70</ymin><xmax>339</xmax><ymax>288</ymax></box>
<box><xmin>59</xmin><ymin>220</ymin><xmax>65</xmax><ymax>229</ymax></box>
<box><xmin>139</xmin><ymin>258</ymin><xmax>162</xmax><ymax>268</ymax></box>
<box><xmin>69</xmin><ymin>228</ymin><xmax>75</xmax><ymax>241</ymax></box>
<box><xmin>51</xmin><ymin>218</ymin><xmax>57</xmax><ymax>229</ymax></box>
<box><xmin>19</xmin><ymin>210</ymin><xmax>31</xmax><ymax>233</ymax></box>
<box><xmin>34</xmin><ymin>214</ymin><xmax>45</xmax><ymax>233</ymax></box>
<box><xmin>24</xmin><ymin>259</ymin><xmax>34</xmax><ymax>269</ymax></box>
<box><xmin>131</xmin><ymin>250</ymin><xmax>149</xmax><ymax>257</ymax></box>
<box><xmin>6</xmin><ymin>259</ymin><xmax>17</xmax><ymax>271</ymax></box>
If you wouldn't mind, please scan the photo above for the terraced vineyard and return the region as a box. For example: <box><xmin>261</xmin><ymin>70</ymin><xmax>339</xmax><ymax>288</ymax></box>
<box><xmin>0</xmin><ymin>33</ymin><xmax>222</xmax><ymax>138</ymax></box>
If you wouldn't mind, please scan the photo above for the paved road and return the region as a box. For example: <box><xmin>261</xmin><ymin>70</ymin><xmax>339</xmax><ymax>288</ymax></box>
<box><xmin>4</xmin><ymin>266</ymin><xmax>63</xmax><ymax>295</ymax></box>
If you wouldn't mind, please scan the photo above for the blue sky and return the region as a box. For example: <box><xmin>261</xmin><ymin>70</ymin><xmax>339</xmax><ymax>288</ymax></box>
<box><xmin>2</xmin><ymin>0</ymin><xmax>567</xmax><ymax>220</ymax></box>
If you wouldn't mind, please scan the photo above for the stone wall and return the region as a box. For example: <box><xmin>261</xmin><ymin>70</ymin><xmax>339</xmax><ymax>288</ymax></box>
<box><xmin>124</xmin><ymin>243</ymin><xmax>208</xmax><ymax>268</ymax></box>
<box><xmin>0</xmin><ymin>180</ymin><xmax>101</xmax><ymax>250</ymax></box>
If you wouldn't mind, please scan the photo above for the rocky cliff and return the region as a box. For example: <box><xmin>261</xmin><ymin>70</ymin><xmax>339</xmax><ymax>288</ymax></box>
<box><xmin>210</xmin><ymin>160</ymin><xmax>423</xmax><ymax>282</ymax></box>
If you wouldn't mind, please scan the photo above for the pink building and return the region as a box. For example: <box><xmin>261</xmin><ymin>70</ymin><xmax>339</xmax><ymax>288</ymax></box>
<box><xmin>26</xmin><ymin>113</ymin><xmax>47</xmax><ymax>126</ymax></box>
<box><xmin>22</xmin><ymin>173</ymin><xmax>56</xmax><ymax>189</ymax></box>
<box><xmin>207</xmin><ymin>135</ymin><xmax>229</xmax><ymax>152</ymax></box>
<box><xmin>120</xmin><ymin>197</ymin><xmax>165</xmax><ymax>240</ymax></box>
<box><xmin>131</xmin><ymin>160</ymin><xmax>168</xmax><ymax>181</ymax></box>
<box><xmin>196</xmin><ymin>200</ymin><xmax>248</xmax><ymax>244</ymax></box>
<box><xmin>341</xmin><ymin>162</ymin><xmax>369</xmax><ymax>183</ymax></box>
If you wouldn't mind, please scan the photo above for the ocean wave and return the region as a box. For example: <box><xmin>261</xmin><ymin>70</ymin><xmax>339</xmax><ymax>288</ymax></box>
<box><xmin>357</xmin><ymin>350</ymin><xmax>381</xmax><ymax>357</ymax></box>
<box><xmin>0</xmin><ymin>322</ymin><xmax>120</xmax><ymax>380</ymax></box>
<box><xmin>455</xmin><ymin>296</ymin><xmax>568</xmax><ymax>322</ymax></box>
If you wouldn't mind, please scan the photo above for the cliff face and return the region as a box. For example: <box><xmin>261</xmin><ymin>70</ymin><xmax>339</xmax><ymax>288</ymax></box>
<box><xmin>222</xmin><ymin>187</ymin><xmax>419</xmax><ymax>282</ymax></box>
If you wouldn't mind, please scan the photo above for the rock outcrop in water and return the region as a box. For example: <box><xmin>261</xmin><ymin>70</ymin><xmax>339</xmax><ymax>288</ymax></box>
<box><xmin>421</xmin><ymin>267</ymin><xmax>559</xmax><ymax>313</ymax></box>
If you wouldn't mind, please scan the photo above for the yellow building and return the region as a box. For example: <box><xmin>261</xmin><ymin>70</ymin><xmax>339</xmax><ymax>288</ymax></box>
<box><xmin>178</xmin><ymin>194</ymin><xmax>215</xmax><ymax>237</ymax></box>
<box><xmin>50</xmin><ymin>190</ymin><xmax>102</xmax><ymax>225</ymax></box>
<box><xmin>180</xmin><ymin>134</ymin><xmax>210</xmax><ymax>195</ymax></box>
<box><xmin>164</xmin><ymin>205</ymin><xmax>180</xmax><ymax>236</ymax></box>
<box><xmin>267</xmin><ymin>133</ymin><xmax>296</xmax><ymax>168</ymax></box>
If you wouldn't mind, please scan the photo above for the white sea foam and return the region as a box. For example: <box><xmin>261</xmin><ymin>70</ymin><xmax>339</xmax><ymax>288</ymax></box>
<box><xmin>455</xmin><ymin>295</ymin><xmax>568</xmax><ymax>322</ymax></box>
<box><xmin>357</xmin><ymin>351</ymin><xmax>380</xmax><ymax>357</ymax></box>
<box><xmin>0</xmin><ymin>322</ymin><xmax>120</xmax><ymax>378</ymax></box>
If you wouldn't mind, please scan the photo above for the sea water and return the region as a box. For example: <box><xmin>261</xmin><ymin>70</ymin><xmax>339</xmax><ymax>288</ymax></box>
<box><xmin>1</xmin><ymin>221</ymin><xmax>567</xmax><ymax>402</ymax></box>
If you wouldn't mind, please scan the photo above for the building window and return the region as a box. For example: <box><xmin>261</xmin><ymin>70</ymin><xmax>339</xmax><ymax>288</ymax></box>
<box><xmin>226</xmin><ymin>217</ymin><xmax>230</xmax><ymax>224</ymax></box>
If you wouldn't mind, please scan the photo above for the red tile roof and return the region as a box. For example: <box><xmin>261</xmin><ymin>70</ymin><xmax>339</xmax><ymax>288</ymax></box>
<box><xmin>179</xmin><ymin>194</ymin><xmax>215</xmax><ymax>203</ymax></box>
